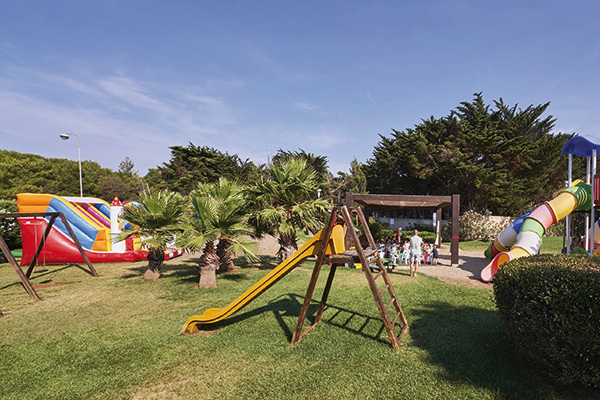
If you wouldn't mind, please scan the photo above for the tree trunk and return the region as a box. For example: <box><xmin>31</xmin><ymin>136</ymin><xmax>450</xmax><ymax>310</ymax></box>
<box><xmin>216</xmin><ymin>238</ymin><xmax>235</xmax><ymax>272</ymax></box>
<box><xmin>276</xmin><ymin>234</ymin><xmax>298</xmax><ymax>260</ymax></box>
<box><xmin>143</xmin><ymin>248</ymin><xmax>165</xmax><ymax>281</ymax></box>
<box><xmin>198</xmin><ymin>241</ymin><xmax>218</xmax><ymax>288</ymax></box>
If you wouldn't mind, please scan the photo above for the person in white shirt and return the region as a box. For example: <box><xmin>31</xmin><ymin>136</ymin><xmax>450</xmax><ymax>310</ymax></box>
<box><xmin>409</xmin><ymin>230</ymin><xmax>423</xmax><ymax>277</ymax></box>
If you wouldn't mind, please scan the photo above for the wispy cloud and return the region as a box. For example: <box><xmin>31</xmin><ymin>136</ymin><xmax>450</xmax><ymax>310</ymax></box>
<box><xmin>0</xmin><ymin>64</ymin><xmax>242</xmax><ymax>172</ymax></box>
<box><xmin>296</xmin><ymin>102</ymin><xmax>319</xmax><ymax>112</ymax></box>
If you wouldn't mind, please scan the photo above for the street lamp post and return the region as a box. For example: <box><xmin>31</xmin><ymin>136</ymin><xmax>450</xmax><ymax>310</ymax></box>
<box><xmin>59</xmin><ymin>133</ymin><xmax>83</xmax><ymax>197</ymax></box>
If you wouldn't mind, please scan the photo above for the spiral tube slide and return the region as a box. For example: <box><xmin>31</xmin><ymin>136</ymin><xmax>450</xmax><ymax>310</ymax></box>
<box><xmin>480</xmin><ymin>180</ymin><xmax>591</xmax><ymax>282</ymax></box>
<box><xmin>484</xmin><ymin>211</ymin><xmax>531</xmax><ymax>259</ymax></box>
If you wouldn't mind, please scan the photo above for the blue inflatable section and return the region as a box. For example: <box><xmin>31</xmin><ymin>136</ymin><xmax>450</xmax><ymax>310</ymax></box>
<box><xmin>94</xmin><ymin>202</ymin><xmax>134</xmax><ymax>230</ymax></box>
<box><xmin>46</xmin><ymin>197</ymin><xmax>98</xmax><ymax>250</ymax></box>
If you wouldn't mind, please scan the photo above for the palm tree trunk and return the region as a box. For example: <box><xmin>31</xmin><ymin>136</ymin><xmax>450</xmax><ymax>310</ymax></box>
<box><xmin>276</xmin><ymin>233</ymin><xmax>298</xmax><ymax>260</ymax></box>
<box><xmin>216</xmin><ymin>238</ymin><xmax>235</xmax><ymax>272</ymax></box>
<box><xmin>198</xmin><ymin>241</ymin><xmax>218</xmax><ymax>288</ymax></box>
<box><xmin>144</xmin><ymin>248</ymin><xmax>165</xmax><ymax>281</ymax></box>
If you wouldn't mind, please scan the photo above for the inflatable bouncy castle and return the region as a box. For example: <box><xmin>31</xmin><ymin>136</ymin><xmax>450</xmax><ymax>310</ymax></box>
<box><xmin>17</xmin><ymin>193</ymin><xmax>182</xmax><ymax>266</ymax></box>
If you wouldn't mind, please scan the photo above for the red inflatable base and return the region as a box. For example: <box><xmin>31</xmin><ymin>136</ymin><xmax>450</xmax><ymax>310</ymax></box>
<box><xmin>19</xmin><ymin>218</ymin><xmax>150</xmax><ymax>266</ymax></box>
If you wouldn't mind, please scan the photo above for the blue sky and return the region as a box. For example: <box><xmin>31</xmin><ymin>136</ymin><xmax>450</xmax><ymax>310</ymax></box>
<box><xmin>1</xmin><ymin>1</ymin><xmax>599</xmax><ymax>175</ymax></box>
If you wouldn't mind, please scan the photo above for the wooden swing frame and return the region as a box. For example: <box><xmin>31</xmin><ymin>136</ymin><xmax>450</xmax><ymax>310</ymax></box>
<box><xmin>291</xmin><ymin>205</ymin><xmax>409</xmax><ymax>349</ymax></box>
<box><xmin>0</xmin><ymin>212</ymin><xmax>98</xmax><ymax>300</ymax></box>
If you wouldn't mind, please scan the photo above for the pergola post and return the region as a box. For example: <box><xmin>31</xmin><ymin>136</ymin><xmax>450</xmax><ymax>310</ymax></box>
<box><xmin>451</xmin><ymin>194</ymin><xmax>460</xmax><ymax>267</ymax></box>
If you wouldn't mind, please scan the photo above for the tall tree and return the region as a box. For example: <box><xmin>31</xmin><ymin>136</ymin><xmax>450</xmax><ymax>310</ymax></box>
<box><xmin>98</xmin><ymin>157</ymin><xmax>144</xmax><ymax>201</ymax></box>
<box><xmin>248</xmin><ymin>158</ymin><xmax>331</xmax><ymax>259</ymax></box>
<box><xmin>332</xmin><ymin>157</ymin><xmax>367</xmax><ymax>204</ymax></box>
<box><xmin>364</xmin><ymin>93</ymin><xmax>583</xmax><ymax>215</ymax></box>
<box><xmin>271</xmin><ymin>149</ymin><xmax>331</xmax><ymax>199</ymax></box>
<box><xmin>147</xmin><ymin>143</ymin><xmax>263</xmax><ymax>194</ymax></box>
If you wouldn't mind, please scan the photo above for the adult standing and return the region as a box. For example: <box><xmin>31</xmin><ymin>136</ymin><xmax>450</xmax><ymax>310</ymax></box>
<box><xmin>409</xmin><ymin>229</ymin><xmax>423</xmax><ymax>277</ymax></box>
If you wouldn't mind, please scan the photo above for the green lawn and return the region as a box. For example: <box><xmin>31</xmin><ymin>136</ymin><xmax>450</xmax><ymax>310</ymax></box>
<box><xmin>457</xmin><ymin>236</ymin><xmax>565</xmax><ymax>254</ymax></box>
<box><xmin>0</xmin><ymin>255</ymin><xmax>595</xmax><ymax>399</ymax></box>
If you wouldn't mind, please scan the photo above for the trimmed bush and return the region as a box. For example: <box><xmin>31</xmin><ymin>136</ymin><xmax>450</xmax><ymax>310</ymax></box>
<box><xmin>401</xmin><ymin>230</ymin><xmax>436</xmax><ymax>243</ymax></box>
<box><xmin>367</xmin><ymin>218</ymin><xmax>394</xmax><ymax>241</ymax></box>
<box><xmin>493</xmin><ymin>254</ymin><xmax>600</xmax><ymax>387</ymax></box>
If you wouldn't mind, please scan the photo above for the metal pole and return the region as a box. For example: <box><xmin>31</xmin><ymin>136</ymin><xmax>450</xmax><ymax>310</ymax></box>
<box><xmin>60</xmin><ymin>133</ymin><xmax>83</xmax><ymax>197</ymax></box>
<box><xmin>586</xmin><ymin>157</ymin><xmax>591</xmax><ymax>251</ymax></box>
<box><xmin>592</xmin><ymin>149</ymin><xmax>597</xmax><ymax>254</ymax></box>
<box><xmin>566</xmin><ymin>154</ymin><xmax>572</xmax><ymax>254</ymax></box>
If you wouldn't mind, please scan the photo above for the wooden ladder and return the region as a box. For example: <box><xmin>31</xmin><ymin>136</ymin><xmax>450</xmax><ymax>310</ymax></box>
<box><xmin>341</xmin><ymin>206</ymin><xmax>408</xmax><ymax>349</ymax></box>
<box><xmin>291</xmin><ymin>206</ymin><xmax>408</xmax><ymax>349</ymax></box>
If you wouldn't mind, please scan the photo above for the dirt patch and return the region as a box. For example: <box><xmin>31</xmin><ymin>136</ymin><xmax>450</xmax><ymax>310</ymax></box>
<box><xmin>255</xmin><ymin>234</ymin><xmax>492</xmax><ymax>289</ymax></box>
<box><xmin>416</xmin><ymin>245</ymin><xmax>491</xmax><ymax>289</ymax></box>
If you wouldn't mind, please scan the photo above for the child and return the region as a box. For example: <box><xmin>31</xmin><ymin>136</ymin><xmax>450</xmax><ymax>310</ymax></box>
<box><xmin>431</xmin><ymin>244</ymin><xmax>439</xmax><ymax>265</ymax></box>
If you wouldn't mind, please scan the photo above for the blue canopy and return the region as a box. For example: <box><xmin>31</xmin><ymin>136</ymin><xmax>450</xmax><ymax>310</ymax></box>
<box><xmin>560</xmin><ymin>136</ymin><xmax>600</xmax><ymax>157</ymax></box>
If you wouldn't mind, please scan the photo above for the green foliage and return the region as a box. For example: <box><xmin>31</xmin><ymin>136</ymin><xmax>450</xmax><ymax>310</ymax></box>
<box><xmin>182</xmin><ymin>179</ymin><xmax>257</xmax><ymax>271</ymax></box>
<box><xmin>442</xmin><ymin>210</ymin><xmax>504</xmax><ymax>241</ymax></box>
<box><xmin>0</xmin><ymin>199</ymin><xmax>20</xmax><ymax>249</ymax></box>
<box><xmin>0</xmin><ymin>150</ymin><xmax>141</xmax><ymax>202</ymax></box>
<box><xmin>97</xmin><ymin>157</ymin><xmax>144</xmax><ymax>201</ymax></box>
<box><xmin>150</xmin><ymin>143</ymin><xmax>263</xmax><ymax>194</ymax></box>
<box><xmin>494</xmin><ymin>254</ymin><xmax>600</xmax><ymax>387</ymax></box>
<box><xmin>368</xmin><ymin>218</ymin><xmax>394</xmax><ymax>241</ymax></box>
<box><xmin>248</xmin><ymin>158</ymin><xmax>331</xmax><ymax>257</ymax></box>
<box><xmin>332</xmin><ymin>157</ymin><xmax>368</xmax><ymax>204</ymax></box>
<box><xmin>119</xmin><ymin>191</ymin><xmax>186</xmax><ymax>252</ymax></box>
<box><xmin>272</xmin><ymin>148</ymin><xmax>334</xmax><ymax>201</ymax></box>
<box><xmin>401</xmin><ymin>230</ymin><xmax>436</xmax><ymax>243</ymax></box>
<box><xmin>364</xmin><ymin>93</ymin><xmax>584</xmax><ymax>215</ymax></box>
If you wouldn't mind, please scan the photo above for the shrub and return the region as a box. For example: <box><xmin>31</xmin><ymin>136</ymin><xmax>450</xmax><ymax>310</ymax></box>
<box><xmin>493</xmin><ymin>254</ymin><xmax>600</xmax><ymax>387</ymax></box>
<box><xmin>442</xmin><ymin>209</ymin><xmax>504</xmax><ymax>241</ymax></box>
<box><xmin>401</xmin><ymin>230</ymin><xmax>436</xmax><ymax>243</ymax></box>
<box><xmin>368</xmin><ymin>218</ymin><xmax>394</xmax><ymax>241</ymax></box>
<box><xmin>0</xmin><ymin>199</ymin><xmax>21</xmax><ymax>249</ymax></box>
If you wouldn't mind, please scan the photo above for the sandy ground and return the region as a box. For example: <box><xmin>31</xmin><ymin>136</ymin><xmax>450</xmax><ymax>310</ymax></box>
<box><xmin>255</xmin><ymin>235</ymin><xmax>491</xmax><ymax>289</ymax></box>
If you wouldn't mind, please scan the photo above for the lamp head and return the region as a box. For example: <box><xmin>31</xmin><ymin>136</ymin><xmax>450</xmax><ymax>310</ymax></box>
<box><xmin>60</xmin><ymin>133</ymin><xmax>70</xmax><ymax>140</ymax></box>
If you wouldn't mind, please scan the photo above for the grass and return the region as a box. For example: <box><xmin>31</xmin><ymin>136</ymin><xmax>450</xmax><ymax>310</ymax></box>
<box><xmin>0</xmin><ymin>255</ymin><xmax>596</xmax><ymax>399</ymax></box>
<box><xmin>456</xmin><ymin>236</ymin><xmax>565</xmax><ymax>254</ymax></box>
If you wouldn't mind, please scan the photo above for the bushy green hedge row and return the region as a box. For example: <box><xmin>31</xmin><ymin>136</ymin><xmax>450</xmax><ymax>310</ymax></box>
<box><xmin>493</xmin><ymin>254</ymin><xmax>600</xmax><ymax>387</ymax></box>
<box><xmin>400</xmin><ymin>231</ymin><xmax>436</xmax><ymax>243</ymax></box>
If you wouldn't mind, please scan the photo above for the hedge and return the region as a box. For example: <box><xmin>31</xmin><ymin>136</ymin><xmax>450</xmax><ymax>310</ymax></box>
<box><xmin>493</xmin><ymin>254</ymin><xmax>600</xmax><ymax>387</ymax></box>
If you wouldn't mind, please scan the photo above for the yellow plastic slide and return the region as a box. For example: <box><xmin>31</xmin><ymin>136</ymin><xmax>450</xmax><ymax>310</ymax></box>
<box><xmin>182</xmin><ymin>224</ymin><xmax>345</xmax><ymax>334</ymax></box>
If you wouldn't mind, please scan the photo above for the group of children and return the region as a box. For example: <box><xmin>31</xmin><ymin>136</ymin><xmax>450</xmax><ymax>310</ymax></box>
<box><xmin>375</xmin><ymin>233</ymin><xmax>439</xmax><ymax>269</ymax></box>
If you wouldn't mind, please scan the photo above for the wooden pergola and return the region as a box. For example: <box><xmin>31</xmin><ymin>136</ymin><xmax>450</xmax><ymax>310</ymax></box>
<box><xmin>345</xmin><ymin>193</ymin><xmax>460</xmax><ymax>266</ymax></box>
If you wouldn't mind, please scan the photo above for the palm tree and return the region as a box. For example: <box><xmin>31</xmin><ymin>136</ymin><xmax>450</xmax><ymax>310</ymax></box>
<box><xmin>182</xmin><ymin>178</ymin><xmax>257</xmax><ymax>287</ymax></box>
<box><xmin>248</xmin><ymin>158</ymin><xmax>331</xmax><ymax>260</ymax></box>
<box><xmin>119</xmin><ymin>191</ymin><xmax>186</xmax><ymax>280</ymax></box>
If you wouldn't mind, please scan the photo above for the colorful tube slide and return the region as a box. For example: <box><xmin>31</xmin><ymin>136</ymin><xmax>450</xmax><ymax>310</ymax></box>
<box><xmin>181</xmin><ymin>224</ymin><xmax>345</xmax><ymax>334</ymax></box>
<box><xmin>481</xmin><ymin>180</ymin><xmax>592</xmax><ymax>282</ymax></box>
<box><xmin>16</xmin><ymin>193</ymin><xmax>182</xmax><ymax>266</ymax></box>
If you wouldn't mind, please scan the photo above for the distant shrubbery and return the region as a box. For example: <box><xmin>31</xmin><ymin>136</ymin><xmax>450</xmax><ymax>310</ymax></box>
<box><xmin>0</xmin><ymin>199</ymin><xmax>20</xmax><ymax>249</ymax></box>
<box><xmin>400</xmin><ymin>230</ymin><xmax>436</xmax><ymax>243</ymax></box>
<box><xmin>494</xmin><ymin>254</ymin><xmax>600</xmax><ymax>387</ymax></box>
<box><xmin>442</xmin><ymin>210</ymin><xmax>504</xmax><ymax>242</ymax></box>
<box><xmin>368</xmin><ymin>218</ymin><xmax>394</xmax><ymax>241</ymax></box>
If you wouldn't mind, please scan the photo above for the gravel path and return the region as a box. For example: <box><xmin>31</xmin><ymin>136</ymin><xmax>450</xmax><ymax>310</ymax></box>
<box><xmin>255</xmin><ymin>235</ymin><xmax>492</xmax><ymax>289</ymax></box>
